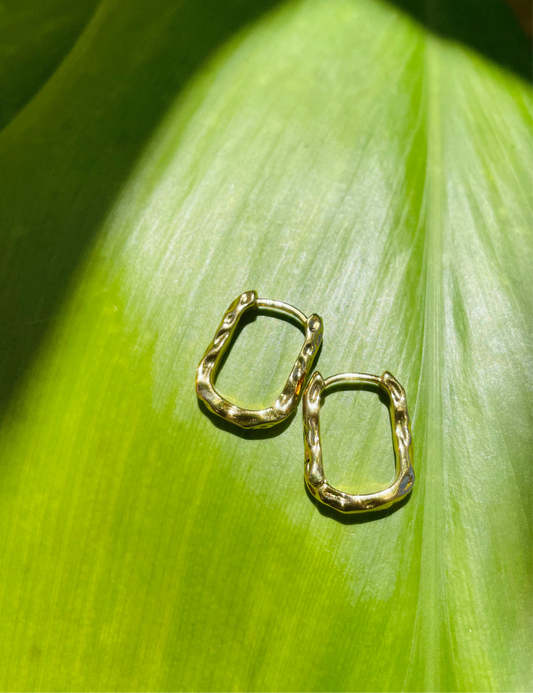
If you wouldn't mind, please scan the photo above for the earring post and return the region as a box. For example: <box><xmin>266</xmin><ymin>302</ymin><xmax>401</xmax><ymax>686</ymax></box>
<box><xmin>323</xmin><ymin>372</ymin><xmax>381</xmax><ymax>391</ymax></box>
<box><xmin>256</xmin><ymin>298</ymin><xmax>308</xmax><ymax>327</ymax></box>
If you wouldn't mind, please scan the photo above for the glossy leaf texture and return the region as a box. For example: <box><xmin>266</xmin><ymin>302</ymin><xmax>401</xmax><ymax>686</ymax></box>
<box><xmin>0</xmin><ymin>0</ymin><xmax>531</xmax><ymax>690</ymax></box>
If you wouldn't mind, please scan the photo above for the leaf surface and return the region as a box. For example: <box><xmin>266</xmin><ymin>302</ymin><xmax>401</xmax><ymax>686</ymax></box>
<box><xmin>0</xmin><ymin>0</ymin><xmax>531</xmax><ymax>690</ymax></box>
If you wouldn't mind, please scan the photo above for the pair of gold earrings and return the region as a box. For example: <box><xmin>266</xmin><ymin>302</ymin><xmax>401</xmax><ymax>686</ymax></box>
<box><xmin>196</xmin><ymin>291</ymin><xmax>414</xmax><ymax>514</ymax></box>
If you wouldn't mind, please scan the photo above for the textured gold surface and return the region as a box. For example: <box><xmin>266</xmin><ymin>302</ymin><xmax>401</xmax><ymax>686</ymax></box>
<box><xmin>196</xmin><ymin>291</ymin><xmax>323</xmax><ymax>428</ymax></box>
<box><xmin>303</xmin><ymin>371</ymin><xmax>414</xmax><ymax>513</ymax></box>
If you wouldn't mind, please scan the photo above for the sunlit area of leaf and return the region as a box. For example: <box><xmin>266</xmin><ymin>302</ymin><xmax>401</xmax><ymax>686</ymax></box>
<box><xmin>318</xmin><ymin>388</ymin><xmax>395</xmax><ymax>494</ymax></box>
<box><xmin>213</xmin><ymin>313</ymin><xmax>305</xmax><ymax>410</ymax></box>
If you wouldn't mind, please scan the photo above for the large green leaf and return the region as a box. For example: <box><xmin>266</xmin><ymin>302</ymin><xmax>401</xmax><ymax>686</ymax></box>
<box><xmin>0</xmin><ymin>0</ymin><xmax>531</xmax><ymax>690</ymax></box>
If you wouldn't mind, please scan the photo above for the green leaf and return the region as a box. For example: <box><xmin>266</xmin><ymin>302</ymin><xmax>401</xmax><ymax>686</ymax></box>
<box><xmin>0</xmin><ymin>0</ymin><xmax>531</xmax><ymax>690</ymax></box>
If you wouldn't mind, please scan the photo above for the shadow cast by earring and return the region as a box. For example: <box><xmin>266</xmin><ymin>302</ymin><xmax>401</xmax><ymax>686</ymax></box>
<box><xmin>304</xmin><ymin>482</ymin><xmax>412</xmax><ymax>525</ymax></box>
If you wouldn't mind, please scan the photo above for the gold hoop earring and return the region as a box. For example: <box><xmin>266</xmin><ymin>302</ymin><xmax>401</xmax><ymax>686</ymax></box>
<box><xmin>196</xmin><ymin>291</ymin><xmax>323</xmax><ymax>429</ymax></box>
<box><xmin>303</xmin><ymin>371</ymin><xmax>414</xmax><ymax>513</ymax></box>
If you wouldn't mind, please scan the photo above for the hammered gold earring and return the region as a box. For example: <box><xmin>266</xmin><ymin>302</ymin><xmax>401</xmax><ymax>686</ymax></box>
<box><xmin>196</xmin><ymin>290</ymin><xmax>415</xmax><ymax>514</ymax></box>
<box><xmin>196</xmin><ymin>291</ymin><xmax>323</xmax><ymax>429</ymax></box>
<box><xmin>302</xmin><ymin>370</ymin><xmax>414</xmax><ymax>513</ymax></box>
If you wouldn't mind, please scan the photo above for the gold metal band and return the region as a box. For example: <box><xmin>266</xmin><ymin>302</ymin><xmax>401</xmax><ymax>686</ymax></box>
<box><xmin>196</xmin><ymin>291</ymin><xmax>323</xmax><ymax>429</ymax></box>
<box><xmin>303</xmin><ymin>370</ymin><xmax>414</xmax><ymax>513</ymax></box>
